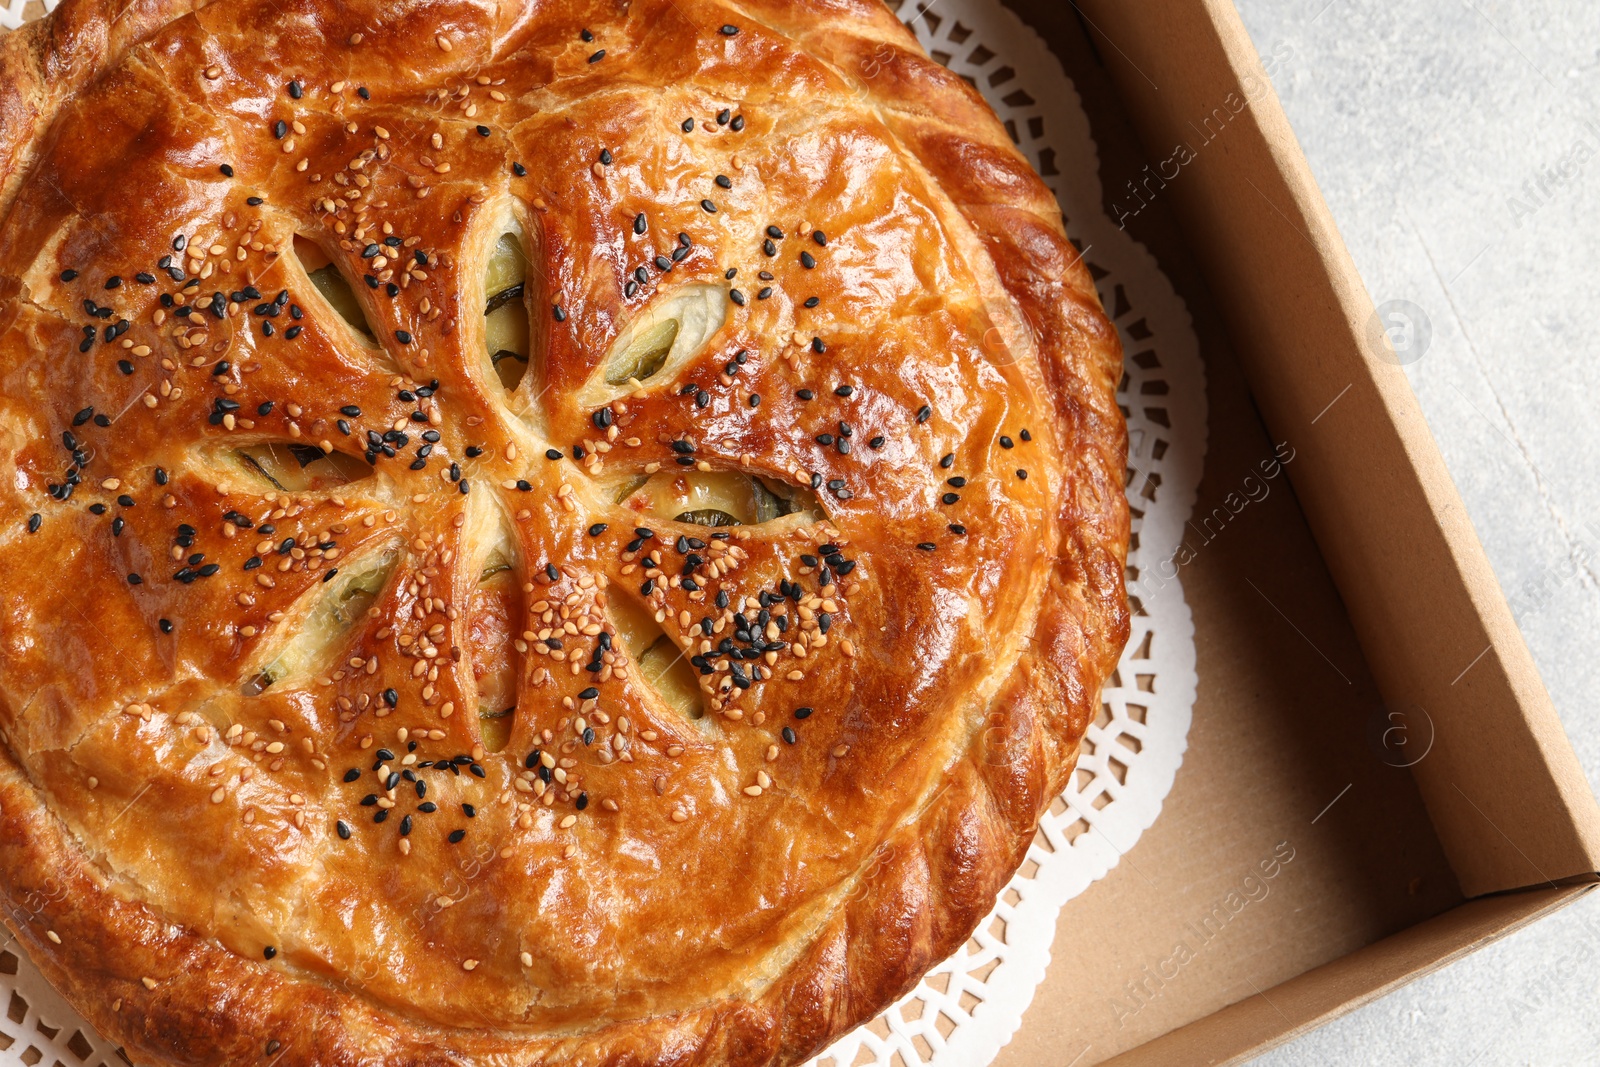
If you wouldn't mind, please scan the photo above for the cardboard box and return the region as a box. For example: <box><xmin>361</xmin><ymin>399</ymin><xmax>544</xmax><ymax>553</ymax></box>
<box><xmin>978</xmin><ymin>0</ymin><xmax>1600</xmax><ymax>1063</ymax></box>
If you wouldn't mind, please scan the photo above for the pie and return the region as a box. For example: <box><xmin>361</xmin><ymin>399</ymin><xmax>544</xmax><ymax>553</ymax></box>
<box><xmin>0</xmin><ymin>0</ymin><xmax>1128</xmax><ymax>1062</ymax></box>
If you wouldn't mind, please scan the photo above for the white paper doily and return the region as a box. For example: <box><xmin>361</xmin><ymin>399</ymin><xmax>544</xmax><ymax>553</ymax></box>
<box><xmin>0</xmin><ymin>2</ymin><xmax>1206</xmax><ymax>1065</ymax></box>
<box><xmin>0</xmin><ymin>0</ymin><xmax>36</xmax><ymax>30</ymax></box>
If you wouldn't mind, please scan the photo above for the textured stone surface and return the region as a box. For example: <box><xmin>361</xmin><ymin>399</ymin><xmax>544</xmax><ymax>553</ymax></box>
<box><xmin>1229</xmin><ymin>0</ymin><xmax>1600</xmax><ymax>1062</ymax></box>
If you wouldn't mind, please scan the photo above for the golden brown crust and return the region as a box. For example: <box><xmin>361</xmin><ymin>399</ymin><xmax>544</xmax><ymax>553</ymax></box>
<box><xmin>0</xmin><ymin>0</ymin><xmax>1128</xmax><ymax>1063</ymax></box>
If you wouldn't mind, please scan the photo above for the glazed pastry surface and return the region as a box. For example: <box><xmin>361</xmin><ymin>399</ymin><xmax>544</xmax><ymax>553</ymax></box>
<box><xmin>0</xmin><ymin>0</ymin><xmax>1128</xmax><ymax>1062</ymax></box>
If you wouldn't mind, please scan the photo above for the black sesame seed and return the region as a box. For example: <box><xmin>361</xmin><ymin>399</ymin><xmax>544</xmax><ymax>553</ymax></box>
<box><xmin>264</xmin><ymin>946</ymin><xmax>277</xmax><ymax>960</ymax></box>
<box><xmin>633</xmin><ymin>212</ymin><xmax>648</xmax><ymax>234</ymax></box>
<box><xmin>731</xmin><ymin>115</ymin><xmax>745</xmax><ymax>131</ymax></box>
<box><xmin>701</xmin><ymin>199</ymin><xmax>717</xmax><ymax>213</ymax></box>
<box><xmin>682</xmin><ymin>117</ymin><xmax>695</xmax><ymax>132</ymax></box>
<box><xmin>400</xmin><ymin>815</ymin><xmax>413</xmax><ymax>836</ymax></box>
<box><xmin>804</xmin><ymin>296</ymin><xmax>819</xmax><ymax>308</ymax></box>
<box><xmin>581</xmin><ymin>27</ymin><xmax>594</xmax><ymax>41</ymax></box>
<box><xmin>800</xmin><ymin>251</ymin><xmax>816</xmax><ymax>269</ymax></box>
<box><xmin>395</xmin><ymin>329</ymin><xmax>412</xmax><ymax>344</ymax></box>
<box><xmin>811</xmin><ymin>337</ymin><xmax>826</xmax><ymax>353</ymax></box>
<box><xmin>448</xmin><ymin>829</ymin><xmax>466</xmax><ymax>843</ymax></box>
<box><xmin>749</xmin><ymin>393</ymin><xmax>761</xmax><ymax>406</ymax></box>
<box><xmin>1000</xmin><ymin>435</ymin><xmax>1014</xmax><ymax>449</ymax></box>
<box><xmin>720</xmin><ymin>24</ymin><xmax>740</xmax><ymax>35</ymax></box>
<box><xmin>343</xmin><ymin>768</ymin><xmax>361</xmax><ymax>783</ymax></box>
<box><xmin>553</xmin><ymin>304</ymin><xmax>567</xmax><ymax>321</ymax></box>
<box><xmin>220</xmin><ymin>164</ymin><xmax>234</xmax><ymax>178</ymax></box>
<box><xmin>247</xmin><ymin>196</ymin><xmax>264</xmax><ymax>206</ymax></box>
<box><xmin>273</xmin><ymin>119</ymin><xmax>287</xmax><ymax>139</ymax></box>
<box><xmin>599</xmin><ymin>148</ymin><xmax>613</xmax><ymax>165</ymax></box>
<box><xmin>767</xmin><ymin>225</ymin><xmax>784</xmax><ymax>239</ymax></box>
<box><xmin>715</xmin><ymin>174</ymin><xmax>732</xmax><ymax>189</ymax></box>
<box><xmin>717</xmin><ymin>109</ymin><xmax>731</xmax><ymax>126</ymax></box>
<box><xmin>588</xmin><ymin>48</ymin><xmax>606</xmax><ymax>62</ymax></box>
<box><xmin>813</xmin><ymin>230</ymin><xmax>828</xmax><ymax>245</ymax></box>
<box><xmin>60</xmin><ymin>269</ymin><xmax>78</xmax><ymax>282</ymax></box>
<box><xmin>336</xmin><ymin>820</ymin><xmax>351</xmax><ymax>840</ymax></box>
<box><xmin>730</xmin><ymin>289</ymin><xmax>746</xmax><ymax>306</ymax></box>
<box><xmin>588</xmin><ymin>523</ymin><xmax>607</xmax><ymax>537</ymax></box>
<box><xmin>940</xmin><ymin>453</ymin><xmax>955</xmax><ymax>468</ymax></box>
<box><xmin>1017</xmin><ymin>469</ymin><xmax>1028</xmax><ymax>480</ymax></box>
<box><xmin>512</xmin><ymin>162</ymin><xmax>527</xmax><ymax>177</ymax></box>
<box><xmin>576</xmin><ymin>792</ymin><xmax>589</xmax><ymax>810</ymax></box>
<box><xmin>917</xmin><ymin>542</ymin><xmax>937</xmax><ymax>551</ymax></box>
<box><xmin>917</xmin><ymin>404</ymin><xmax>933</xmax><ymax>423</ymax></box>
<box><xmin>795</xmin><ymin>706</ymin><xmax>813</xmax><ymax>719</ymax></box>
<box><xmin>949</xmin><ymin>524</ymin><xmax>967</xmax><ymax>535</ymax></box>
<box><xmin>782</xmin><ymin>726</ymin><xmax>797</xmax><ymax>744</ymax></box>
<box><xmin>757</xmin><ymin>287</ymin><xmax>773</xmax><ymax>300</ymax></box>
<box><xmin>26</xmin><ymin>513</ymin><xmax>40</xmax><ymax>533</ymax></box>
<box><xmin>476</xmin><ymin>124</ymin><xmax>491</xmax><ymax>137</ymax></box>
<box><xmin>288</xmin><ymin>79</ymin><xmax>303</xmax><ymax>99</ymax></box>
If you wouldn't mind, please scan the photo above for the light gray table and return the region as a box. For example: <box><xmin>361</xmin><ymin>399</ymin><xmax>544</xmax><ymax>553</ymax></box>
<box><xmin>1228</xmin><ymin>0</ymin><xmax>1600</xmax><ymax>1062</ymax></box>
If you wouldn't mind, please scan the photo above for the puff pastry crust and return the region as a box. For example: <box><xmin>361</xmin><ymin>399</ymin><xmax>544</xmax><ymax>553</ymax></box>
<box><xmin>0</xmin><ymin>0</ymin><xmax>1128</xmax><ymax>1062</ymax></box>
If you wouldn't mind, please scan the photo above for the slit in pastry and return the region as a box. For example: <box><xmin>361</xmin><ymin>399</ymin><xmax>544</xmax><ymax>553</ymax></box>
<box><xmin>484</xmin><ymin>230</ymin><xmax>531</xmax><ymax>392</ymax></box>
<box><xmin>242</xmin><ymin>548</ymin><xmax>396</xmax><ymax>695</ymax></box>
<box><xmin>465</xmin><ymin>512</ymin><xmax>525</xmax><ymax>752</ymax></box>
<box><xmin>614</xmin><ymin>469</ymin><xmax>823</xmax><ymax>527</ymax></box>
<box><xmin>589</xmin><ymin>284</ymin><xmax>726</xmax><ymax>401</ymax></box>
<box><xmin>292</xmin><ymin>235</ymin><xmax>375</xmax><ymax>339</ymax></box>
<box><xmin>608</xmin><ymin>596</ymin><xmax>704</xmax><ymax>720</ymax></box>
<box><xmin>233</xmin><ymin>441</ymin><xmax>373</xmax><ymax>493</ymax></box>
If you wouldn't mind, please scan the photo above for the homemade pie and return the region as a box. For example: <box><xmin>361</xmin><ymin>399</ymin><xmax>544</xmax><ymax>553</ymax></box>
<box><xmin>0</xmin><ymin>0</ymin><xmax>1128</xmax><ymax>1062</ymax></box>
